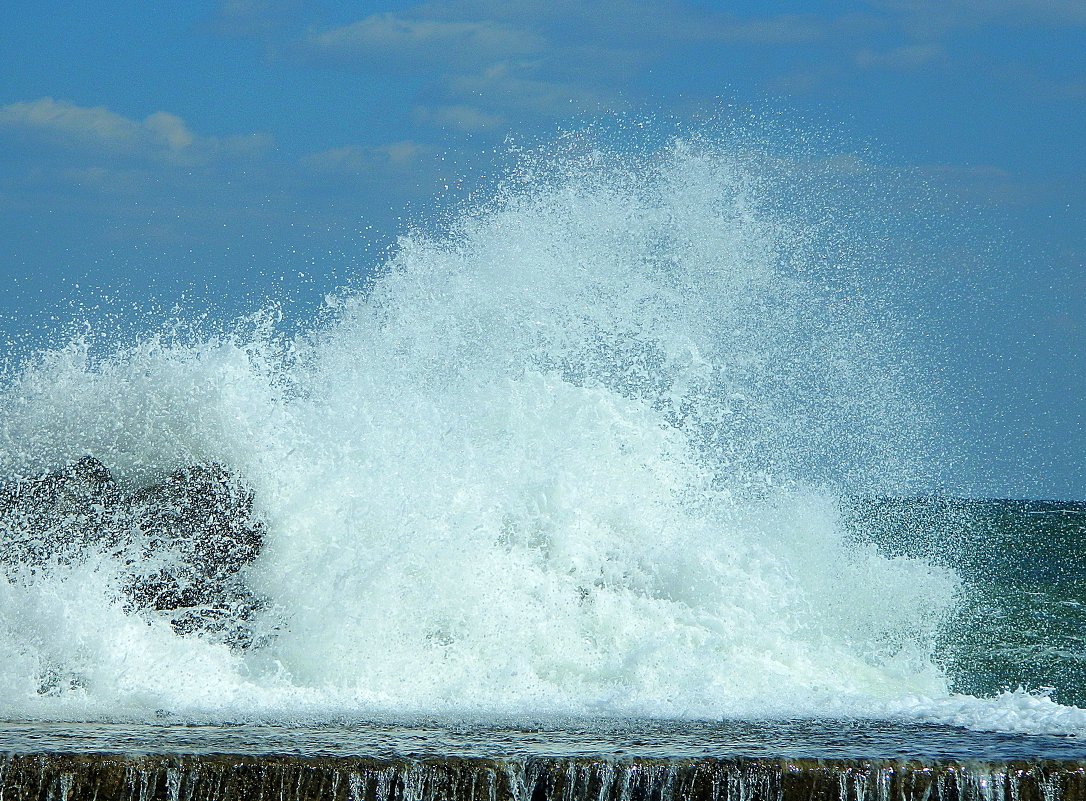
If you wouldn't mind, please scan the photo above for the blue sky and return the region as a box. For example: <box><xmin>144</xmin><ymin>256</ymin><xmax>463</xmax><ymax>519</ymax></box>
<box><xmin>0</xmin><ymin>1</ymin><xmax>1083</xmax><ymax>498</ymax></box>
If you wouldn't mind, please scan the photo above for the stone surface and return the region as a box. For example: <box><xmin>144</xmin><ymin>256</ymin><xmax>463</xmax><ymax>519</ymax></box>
<box><xmin>0</xmin><ymin>754</ymin><xmax>1083</xmax><ymax>801</ymax></box>
<box><xmin>0</xmin><ymin>457</ymin><xmax>266</xmax><ymax>646</ymax></box>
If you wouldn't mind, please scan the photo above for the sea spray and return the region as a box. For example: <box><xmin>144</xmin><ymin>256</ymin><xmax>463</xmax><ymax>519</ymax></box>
<box><xmin>0</xmin><ymin>133</ymin><xmax>978</xmax><ymax>722</ymax></box>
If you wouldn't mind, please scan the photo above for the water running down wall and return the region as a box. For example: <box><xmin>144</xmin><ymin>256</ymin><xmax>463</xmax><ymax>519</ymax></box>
<box><xmin>4</xmin><ymin>754</ymin><xmax>1086</xmax><ymax>801</ymax></box>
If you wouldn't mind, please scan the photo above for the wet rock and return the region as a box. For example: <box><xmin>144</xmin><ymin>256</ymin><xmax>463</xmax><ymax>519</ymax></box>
<box><xmin>0</xmin><ymin>457</ymin><xmax>265</xmax><ymax>647</ymax></box>
<box><xmin>0</xmin><ymin>455</ymin><xmax>123</xmax><ymax>564</ymax></box>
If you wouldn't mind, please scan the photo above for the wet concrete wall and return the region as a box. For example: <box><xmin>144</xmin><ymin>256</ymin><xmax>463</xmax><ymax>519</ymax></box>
<box><xmin>1</xmin><ymin>755</ymin><xmax>1084</xmax><ymax>801</ymax></box>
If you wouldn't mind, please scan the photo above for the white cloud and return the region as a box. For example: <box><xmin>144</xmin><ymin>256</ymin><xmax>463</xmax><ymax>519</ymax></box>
<box><xmin>302</xmin><ymin>141</ymin><xmax>430</xmax><ymax>175</ymax></box>
<box><xmin>304</xmin><ymin>13</ymin><xmax>543</xmax><ymax>68</ymax></box>
<box><xmin>0</xmin><ymin>98</ymin><xmax>271</xmax><ymax>164</ymax></box>
<box><xmin>380</xmin><ymin>141</ymin><xmax>426</xmax><ymax>166</ymax></box>
<box><xmin>407</xmin><ymin>1</ymin><xmax>847</xmax><ymax>46</ymax></box>
<box><xmin>446</xmin><ymin>62</ymin><xmax>625</xmax><ymax>117</ymax></box>
<box><xmin>0</xmin><ymin>98</ymin><xmax>151</xmax><ymax>152</ymax></box>
<box><xmin>215</xmin><ymin>0</ymin><xmax>1082</xmax><ymax>138</ymax></box>
<box><xmin>144</xmin><ymin>112</ymin><xmax>196</xmax><ymax>151</ymax></box>
<box><xmin>236</xmin><ymin>3</ymin><xmax>870</xmax><ymax>134</ymax></box>
<box><xmin>295</xmin><ymin>7</ymin><xmax>638</xmax><ymax>127</ymax></box>
<box><xmin>414</xmin><ymin>104</ymin><xmax>505</xmax><ymax>132</ymax></box>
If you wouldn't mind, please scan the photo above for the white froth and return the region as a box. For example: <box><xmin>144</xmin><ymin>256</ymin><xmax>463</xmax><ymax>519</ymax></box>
<box><xmin>0</xmin><ymin>136</ymin><xmax>1079</xmax><ymax>735</ymax></box>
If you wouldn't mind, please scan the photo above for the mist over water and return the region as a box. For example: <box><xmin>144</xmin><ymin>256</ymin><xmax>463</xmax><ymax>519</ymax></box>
<box><xmin>0</xmin><ymin>132</ymin><xmax>1080</xmax><ymax>733</ymax></box>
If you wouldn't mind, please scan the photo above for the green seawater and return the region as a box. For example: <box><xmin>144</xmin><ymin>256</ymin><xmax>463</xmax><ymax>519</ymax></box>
<box><xmin>845</xmin><ymin>497</ymin><xmax>1086</xmax><ymax>707</ymax></box>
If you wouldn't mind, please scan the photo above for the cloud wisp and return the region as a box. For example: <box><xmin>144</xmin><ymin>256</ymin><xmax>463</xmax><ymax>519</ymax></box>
<box><xmin>303</xmin><ymin>13</ymin><xmax>544</xmax><ymax>70</ymax></box>
<box><xmin>0</xmin><ymin>98</ymin><xmax>271</xmax><ymax>166</ymax></box>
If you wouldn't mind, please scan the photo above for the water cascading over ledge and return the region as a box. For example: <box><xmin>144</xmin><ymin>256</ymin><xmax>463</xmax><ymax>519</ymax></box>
<box><xmin>2</xmin><ymin>754</ymin><xmax>1085</xmax><ymax>801</ymax></box>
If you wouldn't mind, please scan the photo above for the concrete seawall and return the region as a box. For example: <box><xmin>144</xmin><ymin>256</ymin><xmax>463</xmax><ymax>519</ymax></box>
<box><xmin>2</xmin><ymin>754</ymin><xmax>1085</xmax><ymax>801</ymax></box>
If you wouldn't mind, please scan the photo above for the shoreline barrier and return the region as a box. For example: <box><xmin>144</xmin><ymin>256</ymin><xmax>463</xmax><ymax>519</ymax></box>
<box><xmin>1</xmin><ymin>754</ymin><xmax>1084</xmax><ymax>801</ymax></box>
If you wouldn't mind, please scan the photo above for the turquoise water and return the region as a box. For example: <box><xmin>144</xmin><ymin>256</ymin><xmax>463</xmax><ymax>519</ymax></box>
<box><xmin>845</xmin><ymin>498</ymin><xmax>1086</xmax><ymax>709</ymax></box>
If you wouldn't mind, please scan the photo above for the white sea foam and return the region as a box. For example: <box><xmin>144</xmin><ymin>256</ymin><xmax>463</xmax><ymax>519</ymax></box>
<box><xmin>0</xmin><ymin>135</ymin><xmax>1080</xmax><ymax>735</ymax></box>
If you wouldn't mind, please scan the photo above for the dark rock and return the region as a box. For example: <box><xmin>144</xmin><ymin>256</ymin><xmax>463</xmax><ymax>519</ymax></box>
<box><xmin>0</xmin><ymin>456</ymin><xmax>123</xmax><ymax>564</ymax></box>
<box><xmin>0</xmin><ymin>457</ymin><xmax>266</xmax><ymax>648</ymax></box>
